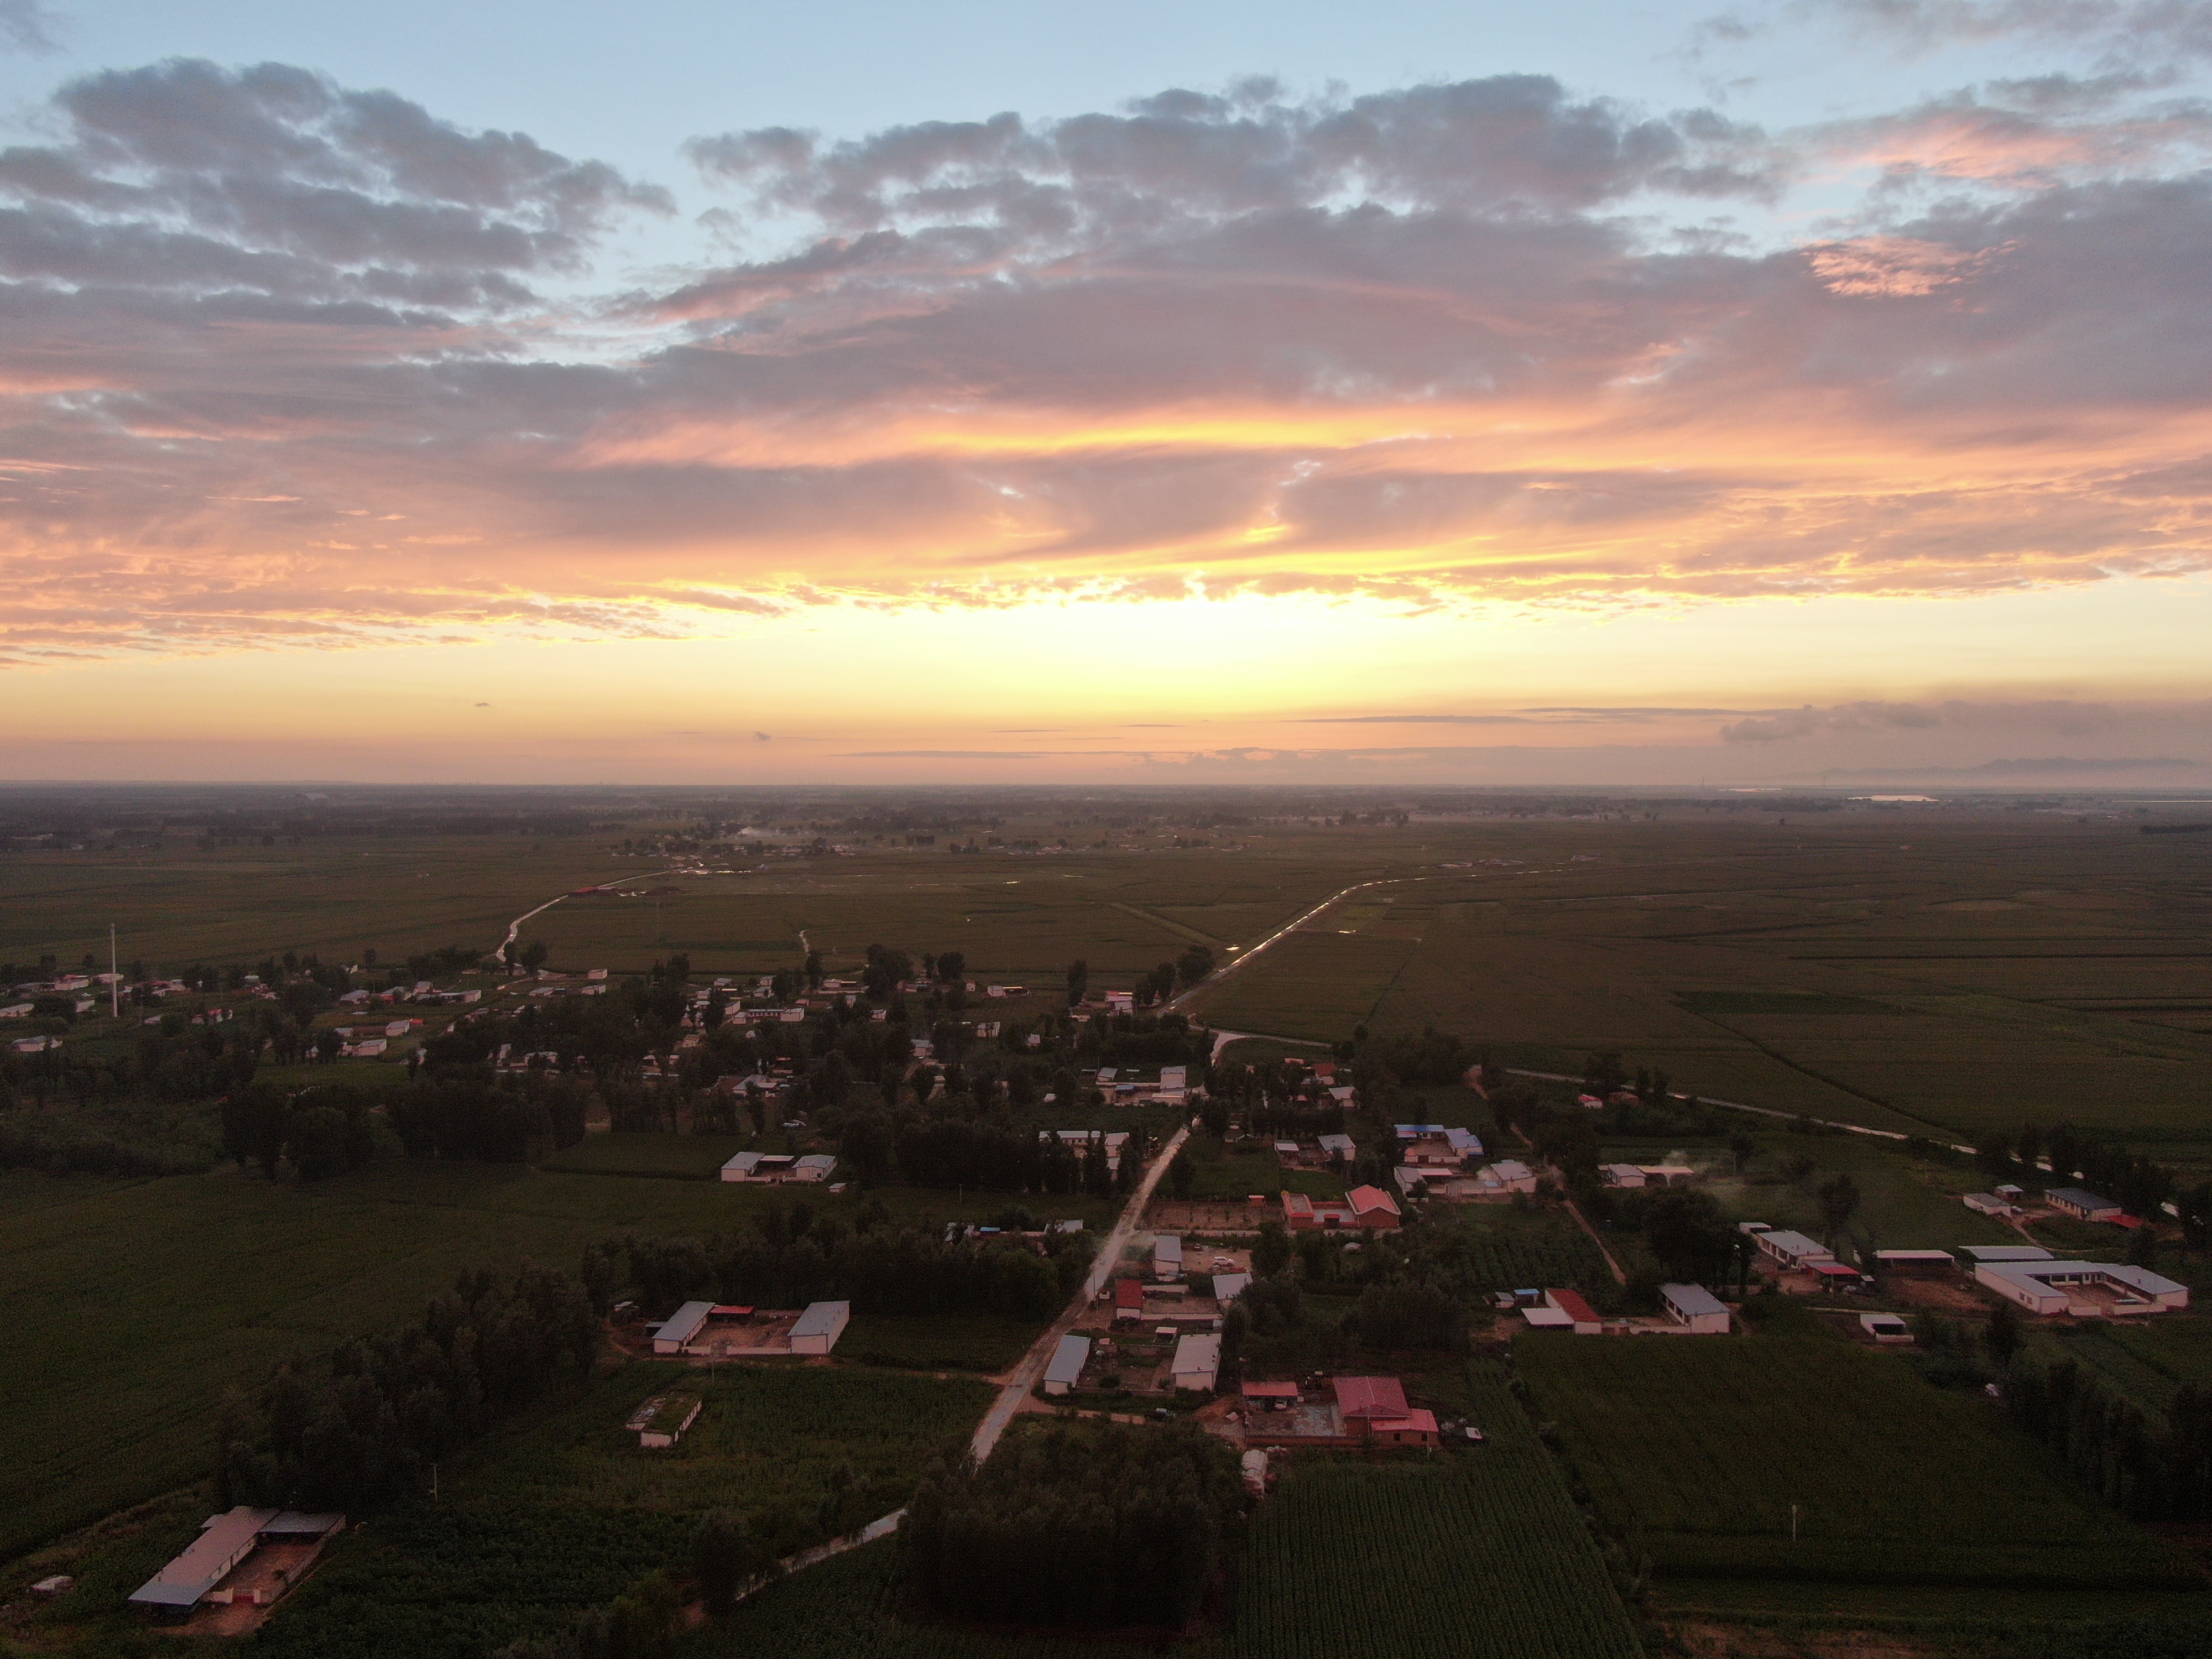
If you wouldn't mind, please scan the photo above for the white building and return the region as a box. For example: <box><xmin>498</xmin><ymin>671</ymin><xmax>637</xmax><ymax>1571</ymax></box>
<box><xmin>1754</xmin><ymin>1230</ymin><xmax>1833</xmax><ymax>1270</ymax></box>
<box><xmin>652</xmin><ymin>1301</ymin><xmax>714</xmax><ymax>1354</ymax></box>
<box><xmin>791</xmin><ymin>1300</ymin><xmax>852</xmax><ymax>1354</ymax></box>
<box><xmin>1171</xmin><ymin>1332</ymin><xmax>1221</xmax><ymax>1392</ymax></box>
<box><xmin>1974</xmin><ymin>1260</ymin><xmax>2188</xmax><ymax>1316</ymax></box>
<box><xmin>1660</xmin><ymin>1282</ymin><xmax>1731</xmax><ymax>1333</ymax></box>
<box><xmin>1043</xmin><ymin>1334</ymin><xmax>1090</xmax><ymax>1396</ymax></box>
<box><xmin>1478</xmin><ymin>1160</ymin><xmax>1537</xmax><ymax>1193</ymax></box>
<box><xmin>1153</xmin><ymin>1235</ymin><xmax>1184</xmax><ymax>1281</ymax></box>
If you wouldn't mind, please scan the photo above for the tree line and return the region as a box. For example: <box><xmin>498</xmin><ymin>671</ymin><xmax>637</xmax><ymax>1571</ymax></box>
<box><xmin>903</xmin><ymin>1422</ymin><xmax>1240</xmax><ymax>1630</ymax></box>
<box><xmin>218</xmin><ymin>1261</ymin><xmax>599</xmax><ymax>1512</ymax></box>
<box><xmin>2000</xmin><ymin>1350</ymin><xmax>2212</xmax><ymax>1522</ymax></box>
<box><xmin>604</xmin><ymin>1206</ymin><xmax>1095</xmax><ymax>1324</ymax></box>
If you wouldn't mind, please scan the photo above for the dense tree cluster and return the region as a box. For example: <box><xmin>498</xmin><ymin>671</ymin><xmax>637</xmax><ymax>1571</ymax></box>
<box><xmin>220</xmin><ymin>1262</ymin><xmax>598</xmax><ymax>1512</ymax></box>
<box><xmin>1976</xmin><ymin>1121</ymin><xmax>2199</xmax><ymax>1232</ymax></box>
<box><xmin>904</xmin><ymin>1423</ymin><xmax>1240</xmax><ymax>1630</ymax></box>
<box><xmin>2002</xmin><ymin>1354</ymin><xmax>2212</xmax><ymax>1522</ymax></box>
<box><xmin>609</xmin><ymin>1206</ymin><xmax>1092</xmax><ymax>1323</ymax></box>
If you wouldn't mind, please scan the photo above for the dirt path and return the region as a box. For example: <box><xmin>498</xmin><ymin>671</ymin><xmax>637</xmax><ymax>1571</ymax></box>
<box><xmin>968</xmin><ymin>1123</ymin><xmax>1192</xmax><ymax>1463</ymax></box>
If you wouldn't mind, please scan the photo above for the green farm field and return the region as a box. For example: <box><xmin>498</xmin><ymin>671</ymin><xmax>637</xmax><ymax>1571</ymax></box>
<box><xmin>12</xmin><ymin>807</ymin><xmax>2212</xmax><ymax>1148</ymax></box>
<box><xmin>681</xmin><ymin>1364</ymin><xmax>1638</xmax><ymax>1659</ymax></box>
<box><xmin>1517</xmin><ymin>1329</ymin><xmax>2205</xmax><ymax>1593</ymax></box>
<box><xmin>0</xmin><ymin>1159</ymin><xmax>1102</xmax><ymax>1561</ymax></box>
<box><xmin>27</xmin><ymin>1362</ymin><xmax>994</xmax><ymax>1659</ymax></box>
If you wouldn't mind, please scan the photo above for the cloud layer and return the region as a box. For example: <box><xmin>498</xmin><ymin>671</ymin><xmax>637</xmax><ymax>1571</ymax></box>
<box><xmin>3</xmin><ymin>56</ymin><xmax>2212</xmax><ymax>664</ymax></box>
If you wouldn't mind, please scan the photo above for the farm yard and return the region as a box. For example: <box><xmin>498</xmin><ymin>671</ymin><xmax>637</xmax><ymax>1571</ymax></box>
<box><xmin>1516</xmin><ymin>1328</ymin><xmax>2203</xmax><ymax>1593</ymax></box>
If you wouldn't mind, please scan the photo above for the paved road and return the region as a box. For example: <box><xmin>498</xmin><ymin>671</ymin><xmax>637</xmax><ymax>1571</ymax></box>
<box><xmin>1168</xmin><ymin>875</ymin><xmax>1425</xmax><ymax>1017</ymax></box>
<box><xmin>968</xmin><ymin>1121</ymin><xmax>1192</xmax><ymax>1463</ymax></box>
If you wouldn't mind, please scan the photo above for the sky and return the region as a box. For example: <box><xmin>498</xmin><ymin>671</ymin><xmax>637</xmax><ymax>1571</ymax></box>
<box><xmin>2</xmin><ymin>0</ymin><xmax>2211</xmax><ymax>786</ymax></box>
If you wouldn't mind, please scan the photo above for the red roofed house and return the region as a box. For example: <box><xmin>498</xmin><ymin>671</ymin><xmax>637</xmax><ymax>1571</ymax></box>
<box><xmin>1367</xmin><ymin>1408</ymin><xmax>1440</xmax><ymax>1447</ymax></box>
<box><xmin>1113</xmin><ymin>1278</ymin><xmax>1145</xmax><ymax>1322</ymax></box>
<box><xmin>1241</xmin><ymin>1380</ymin><xmax>1300</xmax><ymax>1404</ymax></box>
<box><xmin>1333</xmin><ymin>1375</ymin><xmax>1410</xmax><ymax>1427</ymax></box>
<box><xmin>1543</xmin><ymin>1288</ymin><xmax>1603</xmax><ymax>1333</ymax></box>
<box><xmin>1345</xmin><ymin>1185</ymin><xmax>1401</xmax><ymax>1230</ymax></box>
<box><xmin>1281</xmin><ymin>1192</ymin><xmax>1318</xmax><ymax>1230</ymax></box>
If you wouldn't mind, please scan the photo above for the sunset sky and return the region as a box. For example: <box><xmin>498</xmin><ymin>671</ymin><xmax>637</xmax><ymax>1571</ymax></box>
<box><xmin>2</xmin><ymin>1</ymin><xmax>2210</xmax><ymax>785</ymax></box>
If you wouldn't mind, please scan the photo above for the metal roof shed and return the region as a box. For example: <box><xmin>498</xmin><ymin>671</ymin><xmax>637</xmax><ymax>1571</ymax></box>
<box><xmin>1171</xmin><ymin>1332</ymin><xmax>1221</xmax><ymax>1392</ymax></box>
<box><xmin>790</xmin><ymin>1300</ymin><xmax>851</xmax><ymax>1354</ymax></box>
<box><xmin>129</xmin><ymin>1507</ymin><xmax>277</xmax><ymax>1609</ymax></box>
<box><xmin>1660</xmin><ymin>1282</ymin><xmax>1730</xmax><ymax>1333</ymax></box>
<box><xmin>1042</xmin><ymin>1334</ymin><xmax>1090</xmax><ymax>1395</ymax></box>
<box><xmin>653</xmin><ymin>1301</ymin><xmax>715</xmax><ymax>1354</ymax></box>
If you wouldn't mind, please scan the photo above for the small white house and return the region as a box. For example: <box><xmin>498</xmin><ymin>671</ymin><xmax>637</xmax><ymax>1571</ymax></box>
<box><xmin>791</xmin><ymin>1300</ymin><xmax>851</xmax><ymax>1355</ymax></box>
<box><xmin>1860</xmin><ymin>1313</ymin><xmax>1913</xmax><ymax>1344</ymax></box>
<box><xmin>1660</xmin><ymin>1282</ymin><xmax>1731</xmax><ymax>1334</ymax></box>
<box><xmin>1153</xmin><ymin>1235</ymin><xmax>1184</xmax><ymax>1281</ymax></box>
<box><xmin>1042</xmin><ymin>1334</ymin><xmax>1091</xmax><ymax>1396</ymax></box>
<box><xmin>1171</xmin><ymin>1332</ymin><xmax>1221</xmax><ymax>1392</ymax></box>
<box><xmin>1479</xmin><ymin>1160</ymin><xmax>1538</xmax><ymax>1193</ymax></box>
<box><xmin>1963</xmin><ymin>1192</ymin><xmax>2021</xmax><ymax>1217</ymax></box>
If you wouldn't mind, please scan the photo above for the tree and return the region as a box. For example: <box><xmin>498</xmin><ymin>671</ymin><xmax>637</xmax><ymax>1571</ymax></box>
<box><xmin>936</xmin><ymin>950</ymin><xmax>966</xmax><ymax>984</ymax></box>
<box><xmin>1170</xmin><ymin>1152</ymin><xmax>1194</xmax><ymax>1199</ymax></box>
<box><xmin>1253</xmin><ymin>1219</ymin><xmax>1292</xmax><ymax>1277</ymax></box>
<box><xmin>1728</xmin><ymin>1131</ymin><xmax>1756</xmax><ymax>1175</ymax></box>
<box><xmin>1065</xmin><ymin>958</ymin><xmax>1089</xmax><ymax>1007</ymax></box>
<box><xmin>1815</xmin><ymin>1172</ymin><xmax>1863</xmax><ymax>1248</ymax></box>
<box><xmin>518</xmin><ymin>940</ymin><xmax>549</xmax><ymax>972</ymax></box>
<box><xmin>692</xmin><ymin>1510</ymin><xmax>751</xmax><ymax>1620</ymax></box>
<box><xmin>1175</xmin><ymin>945</ymin><xmax>1215</xmax><ymax>987</ymax></box>
<box><xmin>1984</xmin><ymin>1298</ymin><xmax>2022</xmax><ymax>1367</ymax></box>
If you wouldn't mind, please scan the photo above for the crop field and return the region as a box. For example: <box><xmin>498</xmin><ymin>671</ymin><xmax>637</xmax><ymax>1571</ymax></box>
<box><xmin>229</xmin><ymin>1361</ymin><xmax>994</xmax><ymax>1659</ymax></box>
<box><xmin>0</xmin><ymin>1161</ymin><xmax>1104</xmax><ymax>1561</ymax></box>
<box><xmin>841</xmin><ymin>1311</ymin><xmax>1047</xmax><ymax>1373</ymax></box>
<box><xmin>2046</xmin><ymin>1319</ymin><xmax>2212</xmax><ymax>1418</ymax></box>
<box><xmin>542</xmin><ymin>1130</ymin><xmax>752</xmax><ymax>1178</ymax></box>
<box><xmin>1517</xmin><ymin>1332</ymin><xmax>2201</xmax><ymax>1591</ymax></box>
<box><xmin>684</xmin><ymin>1365</ymin><xmax>1637</xmax><ymax>1659</ymax></box>
<box><xmin>1429</xmin><ymin>1211</ymin><xmax>1619</xmax><ymax>1299</ymax></box>
<box><xmin>11</xmin><ymin>808</ymin><xmax>2212</xmax><ymax>1147</ymax></box>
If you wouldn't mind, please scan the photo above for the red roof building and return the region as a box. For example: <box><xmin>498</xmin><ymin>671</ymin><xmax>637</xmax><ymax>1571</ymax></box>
<box><xmin>1241</xmin><ymin>1380</ymin><xmax>1300</xmax><ymax>1400</ymax></box>
<box><xmin>1333</xmin><ymin>1376</ymin><xmax>1411</xmax><ymax>1421</ymax></box>
<box><xmin>1368</xmin><ymin>1409</ymin><xmax>1441</xmax><ymax>1446</ymax></box>
<box><xmin>1545</xmin><ymin>1288</ymin><xmax>1601</xmax><ymax>1328</ymax></box>
<box><xmin>1114</xmin><ymin>1278</ymin><xmax>1145</xmax><ymax>1319</ymax></box>
<box><xmin>1281</xmin><ymin>1192</ymin><xmax>1318</xmax><ymax>1229</ymax></box>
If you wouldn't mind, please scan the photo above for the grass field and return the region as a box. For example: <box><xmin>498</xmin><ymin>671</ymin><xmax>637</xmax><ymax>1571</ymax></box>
<box><xmin>0</xmin><ymin>1161</ymin><xmax>1109</xmax><ymax>1562</ymax></box>
<box><xmin>1178</xmin><ymin>1133</ymin><xmax>1347</xmax><ymax>1201</ymax></box>
<box><xmin>1694</xmin><ymin>1130</ymin><xmax>2025</xmax><ymax>1251</ymax></box>
<box><xmin>1517</xmin><ymin>1330</ymin><xmax>2203</xmax><ymax>1592</ymax></box>
<box><xmin>11</xmin><ymin>809</ymin><xmax>2212</xmax><ymax>1147</ymax></box>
